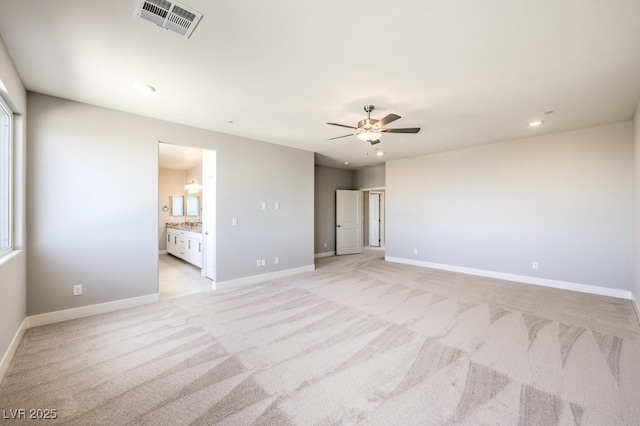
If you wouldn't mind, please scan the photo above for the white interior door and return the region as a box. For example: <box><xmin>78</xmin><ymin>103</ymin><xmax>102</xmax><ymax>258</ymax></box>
<box><xmin>336</xmin><ymin>190</ymin><xmax>362</xmax><ymax>255</ymax></box>
<box><xmin>369</xmin><ymin>193</ymin><xmax>380</xmax><ymax>247</ymax></box>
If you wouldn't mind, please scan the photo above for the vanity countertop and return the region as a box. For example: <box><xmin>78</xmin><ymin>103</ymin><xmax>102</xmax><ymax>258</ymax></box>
<box><xmin>167</xmin><ymin>222</ymin><xmax>202</xmax><ymax>233</ymax></box>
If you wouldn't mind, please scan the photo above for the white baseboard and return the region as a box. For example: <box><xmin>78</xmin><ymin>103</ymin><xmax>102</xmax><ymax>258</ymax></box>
<box><xmin>314</xmin><ymin>251</ymin><xmax>335</xmax><ymax>259</ymax></box>
<box><xmin>26</xmin><ymin>293</ymin><xmax>160</xmax><ymax>329</ymax></box>
<box><xmin>0</xmin><ymin>318</ymin><xmax>27</xmax><ymax>383</ymax></box>
<box><xmin>385</xmin><ymin>256</ymin><xmax>633</xmax><ymax>300</ymax></box>
<box><xmin>632</xmin><ymin>294</ymin><xmax>640</xmax><ymax>325</ymax></box>
<box><xmin>214</xmin><ymin>265</ymin><xmax>316</xmax><ymax>291</ymax></box>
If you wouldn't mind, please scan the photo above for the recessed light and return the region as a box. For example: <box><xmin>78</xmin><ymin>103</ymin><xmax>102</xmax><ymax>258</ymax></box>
<box><xmin>529</xmin><ymin>120</ymin><xmax>543</xmax><ymax>127</ymax></box>
<box><xmin>133</xmin><ymin>83</ymin><xmax>156</xmax><ymax>94</ymax></box>
<box><xmin>344</xmin><ymin>161</ymin><xmax>350</xmax><ymax>165</ymax></box>
<box><xmin>376</xmin><ymin>151</ymin><xmax>384</xmax><ymax>156</ymax></box>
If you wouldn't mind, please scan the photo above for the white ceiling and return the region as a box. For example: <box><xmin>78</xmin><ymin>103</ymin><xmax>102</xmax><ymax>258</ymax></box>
<box><xmin>158</xmin><ymin>142</ymin><xmax>202</xmax><ymax>170</ymax></box>
<box><xmin>1</xmin><ymin>0</ymin><xmax>639</xmax><ymax>170</ymax></box>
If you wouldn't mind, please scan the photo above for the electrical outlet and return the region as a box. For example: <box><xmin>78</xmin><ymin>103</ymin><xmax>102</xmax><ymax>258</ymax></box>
<box><xmin>261</xmin><ymin>259</ymin><xmax>266</xmax><ymax>267</ymax></box>
<box><xmin>275</xmin><ymin>257</ymin><xmax>279</xmax><ymax>265</ymax></box>
<box><xmin>73</xmin><ymin>284</ymin><xmax>83</xmax><ymax>296</ymax></box>
<box><xmin>324</xmin><ymin>242</ymin><xmax>327</xmax><ymax>248</ymax></box>
<box><xmin>257</xmin><ymin>259</ymin><xmax>262</xmax><ymax>267</ymax></box>
<box><xmin>532</xmin><ymin>261</ymin><xmax>539</xmax><ymax>270</ymax></box>
<box><xmin>413</xmin><ymin>248</ymin><xmax>418</xmax><ymax>255</ymax></box>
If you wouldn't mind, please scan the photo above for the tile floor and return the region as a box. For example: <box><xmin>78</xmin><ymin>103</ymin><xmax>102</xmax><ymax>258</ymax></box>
<box><xmin>158</xmin><ymin>253</ymin><xmax>213</xmax><ymax>299</ymax></box>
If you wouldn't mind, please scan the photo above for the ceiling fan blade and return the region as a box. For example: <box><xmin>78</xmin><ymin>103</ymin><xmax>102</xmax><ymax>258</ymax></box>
<box><xmin>328</xmin><ymin>133</ymin><xmax>355</xmax><ymax>140</ymax></box>
<box><xmin>376</xmin><ymin>113</ymin><xmax>401</xmax><ymax>127</ymax></box>
<box><xmin>327</xmin><ymin>122</ymin><xmax>358</xmax><ymax>130</ymax></box>
<box><xmin>382</xmin><ymin>127</ymin><xmax>421</xmax><ymax>134</ymax></box>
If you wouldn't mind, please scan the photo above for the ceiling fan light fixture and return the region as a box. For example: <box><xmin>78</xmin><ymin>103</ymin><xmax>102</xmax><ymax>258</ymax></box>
<box><xmin>357</xmin><ymin>131</ymin><xmax>381</xmax><ymax>142</ymax></box>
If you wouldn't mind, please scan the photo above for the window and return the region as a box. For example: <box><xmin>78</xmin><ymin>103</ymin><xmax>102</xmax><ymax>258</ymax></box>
<box><xmin>0</xmin><ymin>95</ymin><xmax>12</xmax><ymax>256</ymax></box>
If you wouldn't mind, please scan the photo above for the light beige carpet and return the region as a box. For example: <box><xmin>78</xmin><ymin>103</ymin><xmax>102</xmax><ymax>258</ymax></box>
<box><xmin>2</xmin><ymin>250</ymin><xmax>639</xmax><ymax>425</ymax></box>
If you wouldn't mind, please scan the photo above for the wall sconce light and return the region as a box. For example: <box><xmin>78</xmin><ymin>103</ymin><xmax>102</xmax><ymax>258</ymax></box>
<box><xmin>184</xmin><ymin>180</ymin><xmax>201</xmax><ymax>194</ymax></box>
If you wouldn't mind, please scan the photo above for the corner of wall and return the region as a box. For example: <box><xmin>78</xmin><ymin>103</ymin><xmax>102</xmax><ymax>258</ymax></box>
<box><xmin>0</xmin><ymin>35</ymin><xmax>28</xmax><ymax>384</ymax></box>
<box><xmin>0</xmin><ymin>317</ymin><xmax>27</xmax><ymax>382</ymax></box>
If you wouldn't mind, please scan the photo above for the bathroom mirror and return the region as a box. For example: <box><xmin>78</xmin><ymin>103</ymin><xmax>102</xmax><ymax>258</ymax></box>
<box><xmin>186</xmin><ymin>194</ymin><xmax>200</xmax><ymax>217</ymax></box>
<box><xmin>171</xmin><ymin>195</ymin><xmax>184</xmax><ymax>217</ymax></box>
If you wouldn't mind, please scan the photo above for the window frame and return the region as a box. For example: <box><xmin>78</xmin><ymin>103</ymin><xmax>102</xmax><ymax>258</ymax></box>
<box><xmin>0</xmin><ymin>94</ymin><xmax>13</xmax><ymax>258</ymax></box>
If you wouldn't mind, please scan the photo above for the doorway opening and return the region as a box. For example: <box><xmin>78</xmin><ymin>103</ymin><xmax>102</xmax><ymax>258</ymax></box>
<box><xmin>362</xmin><ymin>189</ymin><xmax>385</xmax><ymax>249</ymax></box>
<box><xmin>158</xmin><ymin>142</ymin><xmax>216</xmax><ymax>299</ymax></box>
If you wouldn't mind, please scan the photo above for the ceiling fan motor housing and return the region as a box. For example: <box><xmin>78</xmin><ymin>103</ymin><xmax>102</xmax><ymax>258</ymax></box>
<box><xmin>358</xmin><ymin>118</ymin><xmax>379</xmax><ymax>130</ymax></box>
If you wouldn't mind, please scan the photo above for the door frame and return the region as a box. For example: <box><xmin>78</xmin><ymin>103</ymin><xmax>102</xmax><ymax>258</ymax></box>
<box><xmin>369</xmin><ymin>192</ymin><xmax>381</xmax><ymax>247</ymax></box>
<box><xmin>157</xmin><ymin>142</ymin><xmax>216</xmax><ymax>295</ymax></box>
<box><xmin>362</xmin><ymin>188</ymin><xmax>385</xmax><ymax>248</ymax></box>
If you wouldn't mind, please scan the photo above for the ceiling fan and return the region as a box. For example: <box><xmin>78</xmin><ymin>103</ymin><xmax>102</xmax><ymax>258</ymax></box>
<box><xmin>327</xmin><ymin>105</ymin><xmax>420</xmax><ymax>145</ymax></box>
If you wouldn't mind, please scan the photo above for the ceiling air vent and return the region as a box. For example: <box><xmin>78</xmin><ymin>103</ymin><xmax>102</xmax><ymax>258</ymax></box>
<box><xmin>135</xmin><ymin>0</ymin><xmax>202</xmax><ymax>38</ymax></box>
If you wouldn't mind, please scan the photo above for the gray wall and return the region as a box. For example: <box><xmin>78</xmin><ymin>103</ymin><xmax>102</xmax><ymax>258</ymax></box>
<box><xmin>354</xmin><ymin>165</ymin><xmax>385</xmax><ymax>189</ymax></box>
<box><xmin>0</xmin><ymin>37</ymin><xmax>27</xmax><ymax>374</ymax></box>
<box><xmin>387</xmin><ymin>122</ymin><xmax>634</xmax><ymax>291</ymax></box>
<box><xmin>314</xmin><ymin>165</ymin><xmax>353</xmax><ymax>254</ymax></box>
<box><xmin>634</xmin><ymin>98</ymin><xmax>640</xmax><ymax>309</ymax></box>
<box><xmin>215</xmin><ymin>137</ymin><xmax>313</xmax><ymax>280</ymax></box>
<box><xmin>27</xmin><ymin>93</ymin><xmax>314</xmax><ymax>315</ymax></box>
